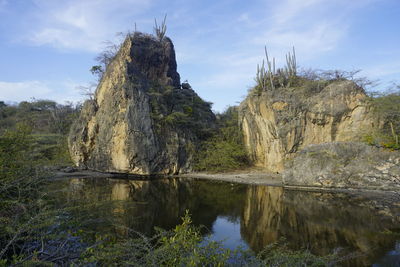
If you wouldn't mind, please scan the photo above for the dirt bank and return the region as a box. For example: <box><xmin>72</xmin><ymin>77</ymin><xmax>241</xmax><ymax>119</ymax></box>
<box><xmin>178</xmin><ymin>169</ymin><xmax>282</xmax><ymax>186</ymax></box>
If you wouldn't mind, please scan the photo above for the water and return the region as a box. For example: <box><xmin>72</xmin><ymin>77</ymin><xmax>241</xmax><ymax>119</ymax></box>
<box><xmin>50</xmin><ymin>177</ymin><xmax>400</xmax><ymax>266</ymax></box>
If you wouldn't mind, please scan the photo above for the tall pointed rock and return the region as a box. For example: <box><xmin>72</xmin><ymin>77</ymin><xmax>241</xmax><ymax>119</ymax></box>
<box><xmin>68</xmin><ymin>33</ymin><xmax>215</xmax><ymax>174</ymax></box>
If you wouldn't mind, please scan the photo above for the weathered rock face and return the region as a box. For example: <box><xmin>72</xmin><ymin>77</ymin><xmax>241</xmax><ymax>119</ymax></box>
<box><xmin>68</xmin><ymin>33</ymin><xmax>215</xmax><ymax>174</ymax></box>
<box><xmin>239</xmin><ymin>81</ymin><xmax>376</xmax><ymax>172</ymax></box>
<box><xmin>283</xmin><ymin>142</ymin><xmax>400</xmax><ymax>189</ymax></box>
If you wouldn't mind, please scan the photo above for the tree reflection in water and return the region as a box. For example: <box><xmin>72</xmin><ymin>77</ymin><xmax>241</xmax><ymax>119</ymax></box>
<box><xmin>52</xmin><ymin>177</ymin><xmax>400</xmax><ymax>267</ymax></box>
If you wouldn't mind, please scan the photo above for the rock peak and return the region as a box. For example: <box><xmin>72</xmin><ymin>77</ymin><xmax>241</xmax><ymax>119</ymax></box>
<box><xmin>124</xmin><ymin>33</ymin><xmax>181</xmax><ymax>88</ymax></box>
<box><xmin>68</xmin><ymin>33</ymin><xmax>215</xmax><ymax>175</ymax></box>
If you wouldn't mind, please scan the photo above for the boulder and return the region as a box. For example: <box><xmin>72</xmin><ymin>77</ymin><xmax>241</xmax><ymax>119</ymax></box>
<box><xmin>283</xmin><ymin>142</ymin><xmax>400</xmax><ymax>189</ymax></box>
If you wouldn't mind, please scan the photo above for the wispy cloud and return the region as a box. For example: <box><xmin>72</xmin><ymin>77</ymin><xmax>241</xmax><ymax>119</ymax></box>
<box><xmin>0</xmin><ymin>80</ymin><xmax>85</xmax><ymax>103</ymax></box>
<box><xmin>249</xmin><ymin>0</ymin><xmax>358</xmax><ymax>60</ymax></box>
<box><xmin>0</xmin><ymin>0</ymin><xmax>389</xmax><ymax>111</ymax></box>
<box><xmin>362</xmin><ymin>62</ymin><xmax>400</xmax><ymax>80</ymax></box>
<box><xmin>27</xmin><ymin>0</ymin><xmax>153</xmax><ymax>52</ymax></box>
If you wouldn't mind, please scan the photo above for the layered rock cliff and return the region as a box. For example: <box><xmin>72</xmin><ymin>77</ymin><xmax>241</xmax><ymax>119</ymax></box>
<box><xmin>68</xmin><ymin>33</ymin><xmax>215</xmax><ymax>174</ymax></box>
<box><xmin>239</xmin><ymin>80</ymin><xmax>376</xmax><ymax>172</ymax></box>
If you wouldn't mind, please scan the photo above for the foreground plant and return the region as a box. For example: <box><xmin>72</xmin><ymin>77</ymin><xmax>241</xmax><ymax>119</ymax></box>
<box><xmin>79</xmin><ymin>211</ymin><xmax>340</xmax><ymax>267</ymax></box>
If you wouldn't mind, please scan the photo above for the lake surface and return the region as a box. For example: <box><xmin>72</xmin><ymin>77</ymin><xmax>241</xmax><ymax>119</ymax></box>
<box><xmin>51</xmin><ymin>177</ymin><xmax>400</xmax><ymax>266</ymax></box>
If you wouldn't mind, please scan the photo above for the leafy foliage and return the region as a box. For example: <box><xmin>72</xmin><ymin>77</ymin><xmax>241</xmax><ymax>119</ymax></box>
<box><xmin>0</xmin><ymin>125</ymin><xmax>54</xmax><ymax>265</ymax></box>
<box><xmin>0</xmin><ymin>100</ymin><xmax>78</xmax><ymax>165</ymax></box>
<box><xmin>148</xmin><ymin>83</ymin><xmax>215</xmax><ymax>140</ymax></box>
<box><xmin>0</xmin><ymin>99</ymin><xmax>79</xmax><ymax>135</ymax></box>
<box><xmin>194</xmin><ymin>106</ymin><xmax>251</xmax><ymax>172</ymax></box>
<box><xmin>79</xmin><ymin>211</ymin><xmax>338</xmax><ymax>267</ymax></box>
<box><xmin>365</xmin><ymin>87</ymin><xmax>400</xmax><ymax>150</ymax></box>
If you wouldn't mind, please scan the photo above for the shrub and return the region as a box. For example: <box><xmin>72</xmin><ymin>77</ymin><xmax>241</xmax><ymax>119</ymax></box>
<box><xmin>0</xmin><ymin>125</ymin><xmax>53</xmax><ymax>264</ymax></box>
<box><xmin>194</xmin><ymin>106</ymin><xmax>251</xmax><ymax>172</ymax></box>
<box><xmin>80</xmin><ymin>211</ymin><xmax>338</xmax><ymax>266</ymax></box>
<box><xmin>366</xmin><ymin>87</ymin><xmax>400</xmax><ymax>150</ymax></box>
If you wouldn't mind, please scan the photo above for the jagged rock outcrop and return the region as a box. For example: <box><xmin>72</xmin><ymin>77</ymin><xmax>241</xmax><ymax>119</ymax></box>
<box><xmin>283</xmin><ymin>142</ymin><xmax>400</xmax><ymax>189</ymax></box>
<box><xmin>68</xmin><ymin>33</ymin><xmax>215</xmax><ymax>174</ymax></box>
<box><xmin>239</xmin><ymin>81</ymin><xmax>376</xmax><ymax>172</ymax></box>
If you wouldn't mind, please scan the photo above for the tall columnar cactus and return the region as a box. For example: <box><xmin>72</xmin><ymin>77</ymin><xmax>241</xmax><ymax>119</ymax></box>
<box><xmin>154</xmin><ymin>14</ymin><xmax>167</xmax><ymax>41</ymax></box>
<box><xmin>265</xmin><ymin>47</ymin><xmax>276</xmax><ymax>90</ymax></box>
<box><xmin>255</xmin><ymin>60</ymin><xmax>268</xmax><ymax>91</ymax></box>
<box><xmin>255</xmin><ymin>46</ymin><xmax>297</xmax><ymax>91</ymax></box>
<box><xmin>285</xmin><ymin>47</ymin><xmax>297</xmax><ymax>87</ymax></box>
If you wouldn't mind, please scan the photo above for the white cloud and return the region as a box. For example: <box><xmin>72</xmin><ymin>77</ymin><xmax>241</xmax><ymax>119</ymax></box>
<box><xmin>27</xmin><ymin>0</ymin><xmax>153</xmax><ymax>52</ymax></box>
<box><xmin>249</xmin><ymin>0</ymin><xmax>374</xmax><ymax>60</ymax></box>
<box><xmin>0</xmin><ymin>80</ymin><xmax>86</xmax><ymax>104</ymax></box>
<box><xmin>260</xmin><ymin>22</ymin><xmax>346</xmax><ymax>60</ymax></box>
<box><xmin>362</xmin><ymin>62</ymin><xmax>400</xmax><ymax>80</ymax></box>
<box><xmin>271</xmin><ymin>0</ymin><xmax>324</xmax><ymax>25</ymax></box>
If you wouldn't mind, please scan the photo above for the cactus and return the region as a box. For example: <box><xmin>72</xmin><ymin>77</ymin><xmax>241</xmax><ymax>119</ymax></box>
<box><xmin>255</xmin><ymin>46</ymin><xmax>297</xmax><ymax>91</ymax></box>
<box><xmin>154</xmin><ymin>14</ymin><xmax>167</xmax><ymax>41</ymax></box>
<box><xmin>264</xmin><ymin>47</ymin><xmax>275</xmax><ymax>90</ymax></box>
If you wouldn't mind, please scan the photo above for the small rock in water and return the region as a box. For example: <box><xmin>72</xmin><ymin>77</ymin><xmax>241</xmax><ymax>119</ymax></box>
<box><xmin>61</xmin><ymin>166</ymin><xmax>75</xmax><ymax>173</ymax></box>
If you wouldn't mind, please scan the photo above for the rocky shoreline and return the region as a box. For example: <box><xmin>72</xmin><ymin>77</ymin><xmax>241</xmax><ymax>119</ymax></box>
<box><xmin>53</xmin><ymin>168</ymin><xmax>400</xmax><ymax>205</ymax></box>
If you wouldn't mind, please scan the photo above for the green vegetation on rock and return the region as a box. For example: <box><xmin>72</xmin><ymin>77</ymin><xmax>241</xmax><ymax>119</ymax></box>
<box><xmin>148</xmin><ymin>82</ymin><xmax>215</xmax><ymax>140</ymax></box>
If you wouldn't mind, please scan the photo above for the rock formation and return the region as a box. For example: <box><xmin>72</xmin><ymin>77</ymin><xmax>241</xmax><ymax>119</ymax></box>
<box><xmin>68</xmin><ymin>33</ymin><xmax>215</xmax><ymax>174</ymax></box>
<box><xmin>239</xmin><ymin>80</ymin><xmax>376</xmax><ymax>172</ymax></box>
<box><xmin>283</xmin><ymin>142</ymin><xmax>400</xmax><ymax>189</ymax></box>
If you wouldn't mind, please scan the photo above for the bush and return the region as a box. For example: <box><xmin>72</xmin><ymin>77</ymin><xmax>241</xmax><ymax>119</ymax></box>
<box><xmin>0</xmin><ymin>125</ymin><xmax>53</xmax><ymax>264</ymax></box>
<box><xmin>80</xmin><ymin>211</ymin><xmax>337</xmax><ymax>266</ymax></box>
<box><xmin>366</xmin><ymin>87</ymin><xmax>400</xmax><ymax>150</ymax></box>
<box><xmin>194</xmin><ymin>106</ymin><xmax>251</xmax><ymax>172</ymax></box>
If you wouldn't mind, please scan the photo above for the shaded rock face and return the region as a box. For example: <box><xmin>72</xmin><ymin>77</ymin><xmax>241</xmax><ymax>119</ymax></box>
<box><xmin>68</xmin><ymin>33</ymin><xmax>215</xmax><ymax>174</ymax></box>
<box><xmin>283</xmin><ymin>142</ymin><xmax>400</xmax><ymax>189</ymax></box>
<box><xmin>239</xmin><ymin>81</ymin><xmax>376</xmax><ymax>172</ymax></box>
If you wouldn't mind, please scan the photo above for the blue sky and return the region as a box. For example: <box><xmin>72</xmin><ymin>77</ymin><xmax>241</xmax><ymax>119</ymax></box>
<box><xmin>0</xmin><ymin>0</ymin><xmax>399</xmax><ymax>111</ymax></box>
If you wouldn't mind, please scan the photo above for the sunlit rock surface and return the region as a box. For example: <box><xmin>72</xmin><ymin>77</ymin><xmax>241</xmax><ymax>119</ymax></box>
<box><xmin>239</xmin><ymin>81</ymin><xmax>375</xmax><ymax>172</ymax></box>
<box><xmin>68</xmin><ymin>33</ymin><xmax>215</xmax><ymax>174</ymax></box>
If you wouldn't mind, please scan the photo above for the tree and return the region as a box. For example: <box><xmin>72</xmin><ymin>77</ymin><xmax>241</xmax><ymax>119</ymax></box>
<box><xmin>90</xmin><ymin>65</ymin><xmax>104</xmax><ymax>80</ymax></box>
<box><xmin>77</xmin><ymin>83</ymin><xmax>96</xmax><ymax>101</ymax></box>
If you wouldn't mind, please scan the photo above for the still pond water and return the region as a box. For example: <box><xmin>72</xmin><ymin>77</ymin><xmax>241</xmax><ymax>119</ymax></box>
<box><xmin>52</xmin><ymin>177</ymin><xmax>400</xmax><ymax>266</ymax></box>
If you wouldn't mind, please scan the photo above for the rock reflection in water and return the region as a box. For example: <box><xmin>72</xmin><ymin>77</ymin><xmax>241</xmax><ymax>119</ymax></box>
<box><xmin>241</xmin><ymin>185</ymin><xmax>400</xmax><ymax>266</ymax></box>
<box><xmin>56</xmin><ymin>177</ymin><xmax>399</xmax><ymax>266</ymax></box>
<box><xmin>60</xmin><ymin>178</ymin><xmax>246</xmax><ymax>238</ymax></box>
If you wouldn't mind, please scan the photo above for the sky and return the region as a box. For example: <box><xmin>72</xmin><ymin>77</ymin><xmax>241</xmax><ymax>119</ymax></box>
<box><xmin>0</xmin><ymin>0</ymin><xmax>399</xmax><ymax>111</ymax></box>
